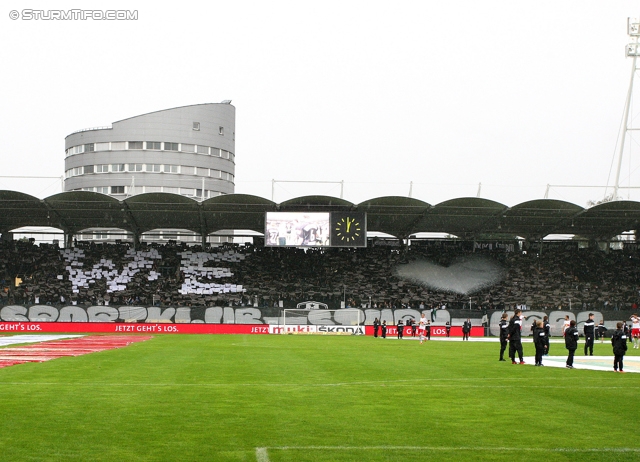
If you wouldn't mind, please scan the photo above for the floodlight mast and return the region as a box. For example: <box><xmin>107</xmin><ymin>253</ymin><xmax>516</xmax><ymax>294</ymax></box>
<box><xmin>613</xmin><ymin>18</ymin><xmax>640</xmax><ymax>200</ymax></box>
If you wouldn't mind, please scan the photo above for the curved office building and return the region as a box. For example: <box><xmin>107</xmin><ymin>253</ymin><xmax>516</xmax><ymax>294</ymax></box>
<box><xmin>64</xmin><ymin>102</ymin><xmax>235</xmax><ymax>243</ymax></box>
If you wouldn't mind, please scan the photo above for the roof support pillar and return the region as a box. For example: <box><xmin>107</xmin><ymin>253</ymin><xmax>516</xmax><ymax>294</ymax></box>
<box><xmin>64</xmin><ymin>232</ymin><xmax>74</xmax><ymax>249</ymax></box>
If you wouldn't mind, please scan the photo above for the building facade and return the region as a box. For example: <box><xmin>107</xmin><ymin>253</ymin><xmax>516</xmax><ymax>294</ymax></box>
<box><xmin>64</xmin><ymin>102</ymin><xmax>235</xmax><ymax>243</ymax></box>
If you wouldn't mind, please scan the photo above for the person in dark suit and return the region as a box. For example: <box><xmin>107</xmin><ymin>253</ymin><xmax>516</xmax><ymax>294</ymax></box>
<box><xmin>583</xmin><ymin>313</ymin><xmax>595</xmax><ymax>356</ymax></box>
<box><xmin>381</xmin><ymin>321</ymin><xmax>387</xmax><ymax>339</ymax></box>
<box><xmin>508</xmin><ymin>309</ymin><xmax>524</xmax><ymax>364</ymax></box>
<box><xmin>611</xmin><ymin>322</ymin><xmax>628</xmax><ymax>373</ymax></box>
<box><xmin>396</xmin><ymin>319</ymin><xmax>404</xmax><ymax>340</ymax></box>
<box><xmin>425</xmin><ymin>320</ymin><xmax>431</xmax><ymax>341</ymax></box>
<box><xmin>445</xmin><ymin>321</ymin><xmax>451</xmax><ymax>337</ymax></box>
<box><xmin>533</xmin><ymin>320</ymin><xmax>548</xmax><ymax>366</ymax></box>
<box><xmin>373</xmin><ymin>318</ymin><xmax>380</xmax><ymax>338</ymax></box>
<box><xmin>543</xmin><ymin>316</ymin><xmax>551</xmax><ymax>355</ymax></box>
<box><xmin>499</xmin><ymin>312</ymin><xmax>509</xmax><ymax>361</ymax></box>
<box><xmin>565</xmin><ymin>320</ymin><xmax>579</xmax><ymax>369</ymax></box>
<box><xmin>597</xmin><ymin>320</ymin><xmax>606</xmax><ymax>343</ymax></box>
<box><xmin>409</xmin><ymin>319</ymin><xmax>417</xmax><ymax>337</ymax></box>
<box><xmin>462</xmin><ymin>319</ymin><xmax>471</xmax><ymax>341</ymax></box>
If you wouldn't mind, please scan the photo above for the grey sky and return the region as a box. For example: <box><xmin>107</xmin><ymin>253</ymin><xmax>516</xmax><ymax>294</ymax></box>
<box><xmin>2</xmin><ymin>1</ymin><xmax>639</xmax><ymax>207</ymax></box>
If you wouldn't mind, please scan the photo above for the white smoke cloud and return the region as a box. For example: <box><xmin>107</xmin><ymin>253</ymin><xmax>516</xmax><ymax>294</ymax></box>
<box><xmin>394</xmin><ymin>256</ymin><xmax>505</xmax><ymax>295</ymax></box>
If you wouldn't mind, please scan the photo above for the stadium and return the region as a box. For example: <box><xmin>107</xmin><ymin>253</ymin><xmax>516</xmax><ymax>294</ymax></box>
<box><xmin>1</xmin><ymin>159</ymin><xmax>640</xmax><ymax>461</ymax></box>
<box><xmin>3</xmin><ymin>7</ymin><xmax>640</xmax><ymax>461</ymax></box>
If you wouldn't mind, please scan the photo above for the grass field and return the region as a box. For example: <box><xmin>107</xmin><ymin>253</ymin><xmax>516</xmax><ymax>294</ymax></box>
<box><xmin>0</xmin><ymin>334</ymin><xmax>637</xmax><ymax>461</ymax></box>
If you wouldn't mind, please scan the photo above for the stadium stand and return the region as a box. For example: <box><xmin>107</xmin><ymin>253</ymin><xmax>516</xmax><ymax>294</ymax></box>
<box><xmin>1</xmin><ymin>239</ymin><xmax>639</xmax><ymax>311</ymax></box>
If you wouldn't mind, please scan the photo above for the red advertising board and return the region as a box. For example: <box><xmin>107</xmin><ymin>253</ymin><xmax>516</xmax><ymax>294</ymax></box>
<box><xmin>0</xmin><ymin>322</ymin><xmax>484</xmax><ymax>336</ymax></box>
<box><xmin>0</xmin><ymin>322</ymin><xmax>270</xmax><ymax>335</ymax></box>
<box><xmin>365</xmin><ymin>325</ymin><xmax>484</xmax><ymax>337</ymax></box>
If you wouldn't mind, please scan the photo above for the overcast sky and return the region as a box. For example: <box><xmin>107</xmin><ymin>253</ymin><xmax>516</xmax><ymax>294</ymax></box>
<box><xmin>2</xmin><ymin>1</ymin><xmax>640</xmax><ymax>207</ymax></box>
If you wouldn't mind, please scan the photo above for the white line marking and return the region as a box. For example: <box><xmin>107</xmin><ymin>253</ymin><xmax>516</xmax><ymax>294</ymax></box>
<box><xmin>264</xmin><ymin>446</ymin><xmax>640</xmax><ymax>453</ymax></box>
<box><xmin>255</xmin><ymin>447</ymin><xmax>270</xmax><ymax>462</ymax></box>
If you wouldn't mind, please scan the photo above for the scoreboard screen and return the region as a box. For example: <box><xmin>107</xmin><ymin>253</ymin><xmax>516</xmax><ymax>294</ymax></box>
<box><xmin>265</xmin><ymin>212</ymin><xmax>366</xmax><ymax>247</ymax></box>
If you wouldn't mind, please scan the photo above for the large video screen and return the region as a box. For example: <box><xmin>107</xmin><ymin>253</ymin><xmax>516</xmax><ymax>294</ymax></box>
<box><xmin>265</xmin><ymin>212</ymin><xmax>331</xmax><ymax>247</ymax></box>
<box><xmin>265</xmin><ymin>212</ymin><xmax>367</xmax><ymax>247</ymax></box>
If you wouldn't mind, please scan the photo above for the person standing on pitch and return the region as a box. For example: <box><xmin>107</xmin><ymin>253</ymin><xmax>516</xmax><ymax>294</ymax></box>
<box><xmin>631</xmin><ymin>315</ymin><xmax>640</xmax><ymax>349</ymax></box>
<box><xmin>397</xmin><ymin>319</ymin><xmax>404</xmax><ymax>340</ymax></box>
<box><xmin>445</xmin><ymin>321</ymin><xmax>451</xmax><ymax>338</ymax></box>
<box><xmin>533</xmin><ymin>320</ymin><xmax>548</xmax><ymax>366</ymax></box>
<box><xmin>425</xmin><ymin>320</ymin><xmax>431</xmax><ymax>341</ymax></box>
<box><xmin>373</xmin><ymin>318</ymin><xmax>380</xmax><ymax>338</ymax></box>
<box><xmin>597</xmin><ymin>320</ymin><xmax>606</xmax><ymax>343</ymax></box>
<box><xmin>543</xmin><ymin>316</ymin><xmax>551</xmax><ymax>356</ymax></box>
<box><xmin>583</xmin><ymin>313</ymin><xmax>595</xmax><ymax>356</ymax></box>
<box><xmin>611</xmin><ymin>321</ymin><xmax>628</xmax><ymax>373</ymax></box>
<box><xmin>418</xmin><ymin>313</ymin><xmax>427</xmax><ymax>344</ymax></box>
<box><xmin>381</xmin><ymin>320</ymin><xmax>387</xmax><ymax>339</ymax></box>
<box><xmin>565</xmin><ymin>320</ymin><xmax>579</xmax><ymax>369</ymax></box>
<box><xmin>499</xmin><ymin>312</ymin><xmax>509</xmax><ymax>361</ymax></box>
<box><xmin>562</xmin><ymin>315</ymin><xmax>571</xmax><ymax>337</ymax></box>
<box><xmin>462</xmin><ymin>318</ymin><xmax>471</xmax><ymax>341</ymax></box>
<box><xmin>507</xmin><ymin>309</ymin><xmax>524</xmax><ymax>364</ymax></box>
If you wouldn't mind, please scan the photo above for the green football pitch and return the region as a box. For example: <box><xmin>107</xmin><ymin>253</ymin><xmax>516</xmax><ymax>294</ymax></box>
<box><xmin>0</xmin><ymin>334</ymin><xmax>637</xmax><ymax>461</ymax></box>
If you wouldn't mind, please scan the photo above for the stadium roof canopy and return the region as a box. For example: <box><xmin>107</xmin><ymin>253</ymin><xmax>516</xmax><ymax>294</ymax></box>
<box><xmin>1</xmin><ymin>190</ymin><xmax>639</xmax><ymax>241</ymax></box>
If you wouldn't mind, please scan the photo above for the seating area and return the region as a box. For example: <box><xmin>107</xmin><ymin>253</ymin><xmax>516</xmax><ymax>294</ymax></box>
<box><xmin>1</xmin><ymin>239</ymin><xmax>639</xmax><ymax>310</ymax></box>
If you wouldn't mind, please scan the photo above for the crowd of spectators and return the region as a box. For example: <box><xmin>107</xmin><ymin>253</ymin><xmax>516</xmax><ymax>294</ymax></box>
<box><xmin>1</xmin><ymin>239</ymin><xmax>639</xmax><ymax>311</ymax></box>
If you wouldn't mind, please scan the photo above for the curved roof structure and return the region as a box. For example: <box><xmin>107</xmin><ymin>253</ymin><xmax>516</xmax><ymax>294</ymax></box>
<box><xmin>1</xmin><ymin>190</ymin><xmax>638</xmax><ymax>241</ymax></box>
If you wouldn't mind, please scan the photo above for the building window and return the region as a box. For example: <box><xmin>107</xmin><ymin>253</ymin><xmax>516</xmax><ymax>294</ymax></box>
<box><xmin>212</xmin><ymin>148</ymin><xmax>221</xmax><ymax>157</ymax></box>
<box><xmin>146</xmin><ymin>164</ymin><xmax>161</xmax><ymax>172</ymax></box>
<box><xmin>219</xmin><ymin>126</ymin><xmax>224</xmax><ymax>135</ymax></box>
<box><xmin>71</xmin><ymin>145</ymin><xmax>85</xmax><ymax>155</ymax></box>
<box><xmin>197</xmin><ymin>167</ymin><xmax>209</xmax><ymax>177</ymax></box>
<box><xmin>111</xmin><ymin>141</ymin><xmax>126</xmax><ymax>150</ymax></box>
<box><xmin>163</xmin><ymin>187</ymin><xmax>179</xmax><ymax>194</ymax></box>
<box><xmin>84</xmin><ymin>143</ymin><xmax>95</xmax><ymax>152</ymax></box>
<box><xmin>96</xmin><ymin>186</ymin><xmax>109</xmax><ymax>194</ymax></box>
<box><xmin>111</xmin><ymin>186</ymin><xmax>125</xmax><ymax>194</ymax></box>
<box><xmin>144</xmin><ymin>186</ymin><xmax>161</xmax><ymax>193</ymax></box>
<box><xmin>182</xmin><ymin>166</ymin><xmax>195</xmax><ymax>175</ymax></box>
<box><xmin>163</xmin><ymin>142</ymin><xmax>179</xmax><ymax>151</ymax></box>
<box><xmin>181</xmin><ymin>188</ymin><xmax>196</xmax><ymax>197</ymax></box>
<box><xmin>84</xmin><ymin>165</ymin><xmax>94</xmax><ymax>174</ymax></box>
<box><xmin>96</xmin><ymin>164</ymin><xmax>109</xmax><ymax>173</ymax></box>
<box><xmin>163</xmin><ymin>164</ymin><xmax>179</xmax><ymax>173</ymax></box>
<box><xmin>128</xmin><ymin>141</ymin><xmax>143</xmax><ymax>150</ymax></box>
<box><xmin>193</xmin><ymin>122</ymin><xmax>200</xmax><ymax>131</ymax></box>
<box><xmin>112</xmin><ymin>164</ymin><xmax>126</xmax><ymax>172</ymax></box>
<box><xmin>95</xmin><ymin>142</ymin><xmax>109</xmax><ymax>151</ymax></box>
<box><xmin>128</xmin><ymin>163</ymin><xmax>143</xmax><ymax>172</ymax></box>
<box><xmin>181</xmin><ymin>143</ymin><xmax>195</xmax><ymax>153</ymax></box>
<box><xmin>211</xmin><ymin>169</ymin><xmax>222</xmax><ymax>178</ymax></box>
<box><xmin>196</xmin><ymin>145</ymin><xmax>208</xmax><ymax>155</ymax></box>
<box><xmin>146</xmin><ymin>141</ymin><xmax>161</xmax><ymax>150</ymax></box>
